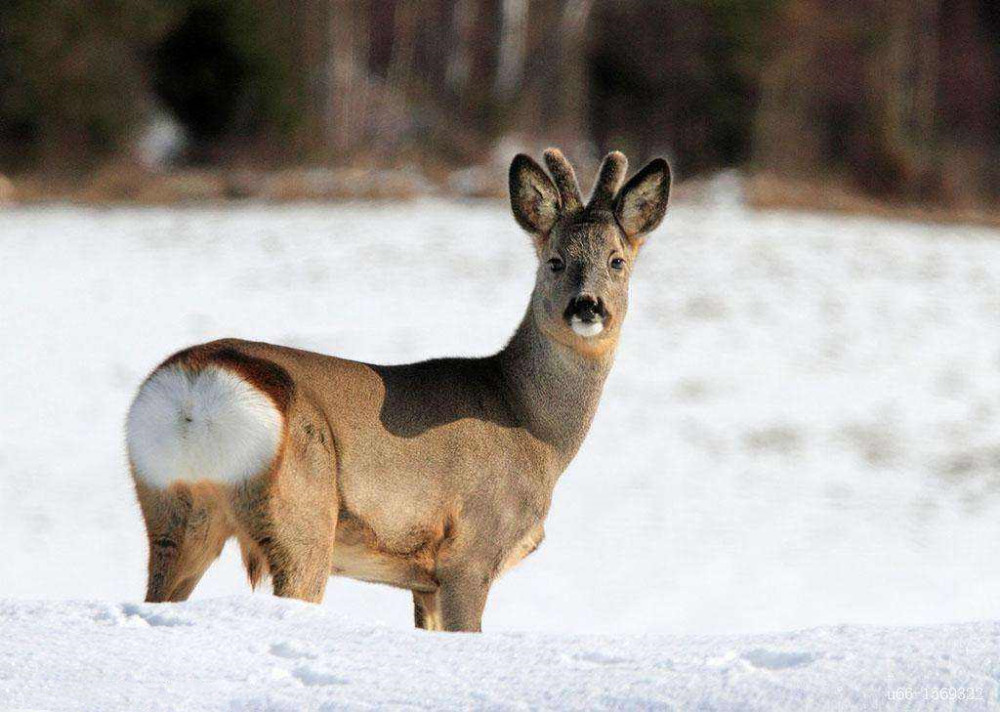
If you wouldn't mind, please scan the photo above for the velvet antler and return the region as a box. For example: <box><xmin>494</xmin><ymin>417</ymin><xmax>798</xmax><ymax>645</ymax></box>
<box><xmin>543</xmin><ymin>148</ymin><xmax>583</xmax><ymax>212</ymax></box>
<box><xmin>586</xmin><ymin>151</ymin><xmax>628</xmax><ymax>211</ymax></box>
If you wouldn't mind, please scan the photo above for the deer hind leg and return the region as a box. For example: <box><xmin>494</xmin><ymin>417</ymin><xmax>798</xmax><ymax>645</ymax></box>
<box><xmin>233</xmin><ymin>413</ymin><xmax>338</xmax><ymax>603</ymax></box>
<box><xmin>135</xmin><ymin>481</ymin><xmax>234</xmax><ymax>603</ymax></box>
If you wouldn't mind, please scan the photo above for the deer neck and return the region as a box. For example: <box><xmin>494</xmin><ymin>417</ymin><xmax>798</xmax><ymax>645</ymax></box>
<box><xmin>498</xmin><ymin>303</ymin><xmax>617</xmax><ymax>472</ymax></box>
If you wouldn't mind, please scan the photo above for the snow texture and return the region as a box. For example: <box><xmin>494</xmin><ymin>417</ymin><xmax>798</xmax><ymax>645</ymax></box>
<box><xmin>2</xmin><ymin>199</ymin><xmax>1000</xmax><ymax>708</ymax></box>
<box><xmin>1</xmin><ymin>597</ymin><xmax>999</xmax><ymax>710</ymax></box>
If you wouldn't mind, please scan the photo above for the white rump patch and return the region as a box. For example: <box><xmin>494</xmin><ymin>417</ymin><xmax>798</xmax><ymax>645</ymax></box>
<box><xmin>570</xmin><ymin>316</ymin><xmax>604</xmax><ymax>338</ymax></box>
<box><xmin>126</xmin><ymin>364</ymin><xmax>283</xmax><ymax>488</ymax></box>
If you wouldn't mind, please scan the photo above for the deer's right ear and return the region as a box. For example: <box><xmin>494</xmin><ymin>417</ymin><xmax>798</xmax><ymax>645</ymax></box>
<box><xmin>509</xmin><ymin>154</ymin><xmax>560</xmax><ymax>238</ymax></box>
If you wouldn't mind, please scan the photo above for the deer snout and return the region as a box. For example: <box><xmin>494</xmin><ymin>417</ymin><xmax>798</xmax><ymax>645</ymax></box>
<box><xmin>570</xmin><ymin>295</ymin><xmax>604</xmax><ymax>321</ymax></box>
<box><xmin>565</xmin><ymin>294</ymin><xmax>607</xmax><ymax>338</ymax></box>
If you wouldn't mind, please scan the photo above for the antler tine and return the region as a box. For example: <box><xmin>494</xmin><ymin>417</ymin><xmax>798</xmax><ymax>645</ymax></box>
<box><xmin>586</xmin><ymin>151</ymin><xmax>628</xmax><ymax>210</ymax></box>
<box><xmin>543</xmin><ymin>148</ymin><xmax>584</xmax><ymax>212</ymax></box>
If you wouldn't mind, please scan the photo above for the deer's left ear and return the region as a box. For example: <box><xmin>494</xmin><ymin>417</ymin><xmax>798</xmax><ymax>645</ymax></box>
<box><xmin>614</xmin><ymin>159</ymin><xmax>671</xmax><ymax>245</ymax></box>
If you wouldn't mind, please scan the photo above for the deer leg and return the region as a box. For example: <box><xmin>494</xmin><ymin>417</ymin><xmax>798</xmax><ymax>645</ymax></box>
<box><xmin>264</xmin><ymin>506</ymin><xmax>335</xmax><ymax>603</ymax></box>
<box><xmin>233</xmin><ymin>426</ymin><xmax>338</xmax><ymax>604</ymax></box>
<box><xmin>137</xmin><ymin>481</ymin><xmax>233</xmax><ymax>603</ymax></box>
<box><xmin>237</xmin><ymin>493</ymin><xmax>336</xmax><ymax>603</ymax></box>
<box><xmin>413</xmin><ymin>590</ymin><xmax>443</xmax><ymax>631</ymax></box>
<box><xmin>437</xmin><ymin>569</ymin><xmax>491</xmax><ymax>632</ymax></box>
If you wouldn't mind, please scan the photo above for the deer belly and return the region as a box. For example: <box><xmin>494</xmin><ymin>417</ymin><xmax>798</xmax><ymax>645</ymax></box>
<box><xmin>497</xmin><ymin>525</ymin><xmax>545</xmax><ymax>578</ymax></box>
<box><xmin>330</xmin><ymin>512</ymin><xmax>439</xmax><ymax>592</ymax></box>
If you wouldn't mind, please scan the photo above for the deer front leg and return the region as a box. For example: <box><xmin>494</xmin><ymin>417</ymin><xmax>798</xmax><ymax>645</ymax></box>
<box><xmin>436</xmin><ymin>568</ymin><xmax>492</xmax><ymax>632</ymax></box>
<box><xmin>413</xmin><ymin>590</ymin><xmax>443</xmax><ymax>631</ymax></box>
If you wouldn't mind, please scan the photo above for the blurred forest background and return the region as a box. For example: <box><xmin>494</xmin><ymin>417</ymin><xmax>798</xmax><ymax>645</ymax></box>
<box><xmin>0</xmin><ymin>0</ymin><xmax>998</xmax><ymax>214</ymax></box>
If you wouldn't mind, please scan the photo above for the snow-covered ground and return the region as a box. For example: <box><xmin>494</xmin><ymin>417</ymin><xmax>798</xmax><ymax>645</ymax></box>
<box><xmin>3</xmin><ymin>597</ymin><xmax>1000</xmax><ymax>711</ymax></box>
<box><xmin>2</xmin><ymin>199</ymin><xmax>1000</xmax><ymax>708</ymax></box>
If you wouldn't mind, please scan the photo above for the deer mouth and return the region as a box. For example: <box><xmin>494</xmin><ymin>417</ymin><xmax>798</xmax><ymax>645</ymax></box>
<box><xmin>570</xmin><ymin>316</ymin><xmax>604</xmax><ymax>337</ymax></box>
<box><xmin>565</xmin><ymin>296</ymin><xmax>607</xmax><ymax>338</ymax></box>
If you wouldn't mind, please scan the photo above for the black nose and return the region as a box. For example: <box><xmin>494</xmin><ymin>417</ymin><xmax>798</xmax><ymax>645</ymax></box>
<box><xmin>568</xmin><ymin>295</ymin><xmax>605</xmax><ymax>322</ymax></box>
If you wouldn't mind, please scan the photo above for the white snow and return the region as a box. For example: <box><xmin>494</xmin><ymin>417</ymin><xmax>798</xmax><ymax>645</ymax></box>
<box><xmin>2</xmin><ymin>199</ymin><xmax>1000</xmax><ymax>708</ymax></box>
<box><xmin>2</xmin><ymin>597</ymin><xmax>999</xmax><ymax>711</ymax></box>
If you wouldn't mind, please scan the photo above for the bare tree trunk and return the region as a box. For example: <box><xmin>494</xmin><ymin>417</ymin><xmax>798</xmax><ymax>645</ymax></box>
<box><xmin>388</xmin><ymin>0</ymin><xmax>418</xmax><ymax>89</ymax></box>
<box><xmin>551</xmin><ymin>0</ymin><xmax>594</xmax><ymax>148</ymax></box>
<box><xmin>447</xmin><ymin>0</ymin><xmax>475</xmax><ymax>95</ymax></box>
<box><xmin>870</xmin><ymin>0</ymin><xmax>939</xmax><ymax>196</ymax></box>
<box><xmin>328</xmin><ymin>0</ymin><xmax>371</xmax><ymax>157</ymax></box>
<box><xmin>494</xmin><ymin>0</ymin><xmax>527</xmax><ymax>99</ymax></box>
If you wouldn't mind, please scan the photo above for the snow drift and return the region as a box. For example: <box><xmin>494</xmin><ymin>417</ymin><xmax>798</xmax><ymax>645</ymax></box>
<box><xmin>3</xmin><ymin>199</ymin><xmax>1000</xmax><ymax>707</ymax></box>
<box><xmin>2</xmin><ymin>597</ymin><xmax>998</xmax><ymax>711</ymax></box>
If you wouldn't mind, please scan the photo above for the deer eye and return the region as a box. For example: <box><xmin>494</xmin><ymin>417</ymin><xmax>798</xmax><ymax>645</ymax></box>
<box><xmin>610</xmin><ymin>257</ymin><xmax>626</xmax><ymax>271</ymax></box>
<box><xmin>547</xmin><ymin>257</ymin><xmax>565</xmax><ymax>273</ymax></box>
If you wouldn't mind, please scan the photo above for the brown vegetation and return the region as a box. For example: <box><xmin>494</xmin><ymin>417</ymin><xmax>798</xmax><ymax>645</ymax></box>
<box><xmin>1</xmin><ymin>0</ymin><xmax>998</xmax><ymax>216</ymax></box>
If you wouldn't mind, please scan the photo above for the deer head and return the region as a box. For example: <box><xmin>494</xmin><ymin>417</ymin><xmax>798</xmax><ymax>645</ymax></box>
<box><xmin>509</xmin><ymin>148</ymin><xmax>670</xmax><ymax>352</ymax></box>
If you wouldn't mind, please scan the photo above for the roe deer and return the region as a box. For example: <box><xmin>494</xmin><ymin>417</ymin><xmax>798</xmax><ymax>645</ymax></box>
<box><xmin>125</xmin><ymin>149</ymin><xmax>670</xmax><ymax>631</ymax></box>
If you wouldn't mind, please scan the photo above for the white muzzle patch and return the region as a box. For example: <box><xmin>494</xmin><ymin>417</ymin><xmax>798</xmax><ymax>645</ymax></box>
<box><xmin>570</xmin><ymin>316</ymin><xmax>605</xmax><ymax>338</ymax></box>
<box><xmin>126</xmin><ymin>364</ymin><xmax>283</xmax><ymax>488</ymax></box>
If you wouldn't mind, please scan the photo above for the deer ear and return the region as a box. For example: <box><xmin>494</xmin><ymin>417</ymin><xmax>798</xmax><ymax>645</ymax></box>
<box><xmin>614</xmin><ymin>158</ymin><xmax>671</xmax><ymax>243</ymax></box>
<box><xmin>509</xmin><ymin>154</ymin><xmax>560</xmax><ymax>237</ymax></box>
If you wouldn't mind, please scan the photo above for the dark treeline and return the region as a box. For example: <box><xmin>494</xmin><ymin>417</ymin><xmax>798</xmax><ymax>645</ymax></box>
<box><xmin>1</xmin><ymin>0</ymin><xmax>998</xmax><ymax>206</ymax></box>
